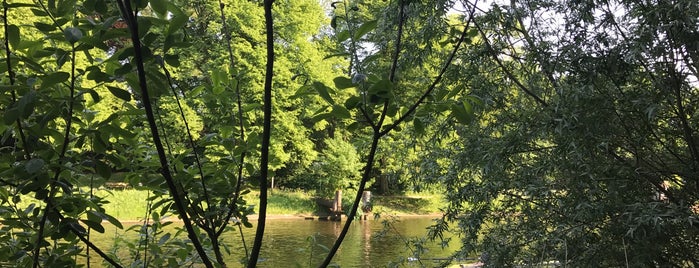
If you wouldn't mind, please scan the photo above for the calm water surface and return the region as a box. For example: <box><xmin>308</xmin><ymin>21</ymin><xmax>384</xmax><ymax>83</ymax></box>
<box><xmin>94</xmin><ymin>216</ymin><xmax>458</xmax><ymax>267</ymax></box>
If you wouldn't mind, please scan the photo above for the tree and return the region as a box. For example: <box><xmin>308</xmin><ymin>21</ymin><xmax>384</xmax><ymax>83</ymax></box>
<box><xmin>308</xmin><ymin>136</ymin><xmax>362</xmax><ymax>197</ymax></box>
<box><xmin>0</xmin><ymin>0</ymin><xmax>340</xmax><ymax>266</ymax></box>
<box><xmin>423</xmin><ymin>0</ymin><xmax>699</xmax><ymax>266</ymax></box>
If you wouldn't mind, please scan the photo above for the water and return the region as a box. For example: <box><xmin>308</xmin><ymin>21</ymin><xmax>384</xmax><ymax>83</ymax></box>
<box><xmin>92</xmin><ymin>216</ymin><xmax>459</xmax><ymax>267</ymax></box>
<box><xmin>233</xmin><ymin>216</ymin><xmax>456</xmax><ymax>267</ymax></box>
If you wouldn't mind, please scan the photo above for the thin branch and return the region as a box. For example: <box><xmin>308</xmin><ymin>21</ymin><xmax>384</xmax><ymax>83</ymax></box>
<box><xmin>160</xmin><ymin>62</ymin><xmax>214</xmax><ymax>226</ymax></box>
<box><xmin>387</xmin><ymin>0</ymin><xmax>406</xmax><ymax>83</ymax></box>
<box><xmin>511</xmin><ymin>0</ymin><xmax>559</xmax><ymax>89</ymax></box>
<box><xmin>318</xmin><ymin>130</ymin><xmax>382</xmax><ymax>268</ymax></box>
<box><xmin>380</xmin><ymin>7</ymin><xmax>477</xmax><ymax>136</ymax></box>
<box><xmin>3</xmin><ymin>0</ymin><xmax>30</xmax><ymax>159</ymax></box>
<box><xmin>33</xmin><ymin>40</ymin><xmax>78</xmax><ymax>268</ymax></box>
<box><xmin>319</xmin><ymin>0</ymin><xmax>408</xmax><ymax>266</ymax></box>
<box><xmin>473</xmin><ymin>18</ymin><xmax>548</xmax><ymax>107</ymax></box>
<box><xmin>113</xmin><ymin>1</ymin><xmax>213</xmax><ymax>267</ymax></box>
<box><xmin>247</xmin><ymin>0</ymin><xmax>274</xmax><ymax>266</ymax></box>
<box><xmin>215</xmin><ymin>3</ymin><xmax>250</xmax><ymax>259</ymax></box>
<box><xmin>56</xmin><ymin>211</ymin><xmax>123</xmax><ymax>268</ymax></box>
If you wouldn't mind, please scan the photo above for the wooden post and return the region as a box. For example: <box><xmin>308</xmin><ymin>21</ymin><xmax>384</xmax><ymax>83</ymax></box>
<box><xmin>361</xmin><ymin>191</ymin><xmax>371</xmax><ymax>220</ymax></box>
<box><xmin>331</xmin><ymin>190</ymin><xmax>342</xmax><ymax>221</ymax></box>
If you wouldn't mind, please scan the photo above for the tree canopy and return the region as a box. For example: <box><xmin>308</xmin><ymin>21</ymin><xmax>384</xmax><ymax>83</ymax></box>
<box><xmin>0</xmin><ymin>0</ymin><xmax>697</xmax><ymax>267</ymax></box>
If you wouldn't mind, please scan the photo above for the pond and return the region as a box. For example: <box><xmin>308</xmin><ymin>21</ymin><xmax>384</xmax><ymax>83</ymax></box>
<box><xmin>91</xmin><ymin>216</ymin><xmax>461</xmax><ymax>267</ymax></box>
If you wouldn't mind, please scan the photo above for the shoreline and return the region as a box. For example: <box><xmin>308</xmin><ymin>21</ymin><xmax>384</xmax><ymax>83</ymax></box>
<box><xmin>116</xmin><ymin>213</ymin><xmax>443</xmax><ymax>225</ymax></box>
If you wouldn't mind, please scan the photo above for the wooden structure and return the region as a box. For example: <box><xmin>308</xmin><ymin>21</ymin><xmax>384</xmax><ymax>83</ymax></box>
<box><xmin>361</xmin><ymin>191</ymin><xmax>372</xmax><ymax>220</ymax></box>
<box><xmin>314</xmin><ymin>190</ymin><xmax>343</xmax><ymax>221</ymax></box>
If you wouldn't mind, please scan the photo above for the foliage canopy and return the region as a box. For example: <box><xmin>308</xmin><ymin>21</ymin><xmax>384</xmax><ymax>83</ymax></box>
<box><xmin>0</xmin><ymin>0</ymin><xmax>697</xmax><ymax>267</ymax></box>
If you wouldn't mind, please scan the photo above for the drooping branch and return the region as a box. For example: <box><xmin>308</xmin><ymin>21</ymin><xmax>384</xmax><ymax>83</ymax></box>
<box><xmin>473</xmin><ymin>17</ymin><xmax>548</xmax><ymax>107</ymax></box>
<box><xmin>114</xmin><ymin>0</ymin><xmax>213</xmax><ymax>267</ymax></box>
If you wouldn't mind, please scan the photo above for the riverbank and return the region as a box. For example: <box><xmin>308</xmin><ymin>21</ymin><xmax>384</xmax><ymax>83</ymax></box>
<box><xmin>94</xmin><ymin>188</ymin><xmax>444</xmax><ymax>222</ymax></box>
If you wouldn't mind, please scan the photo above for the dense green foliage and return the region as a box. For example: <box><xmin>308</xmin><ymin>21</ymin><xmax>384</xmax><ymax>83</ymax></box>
<box><xmin>0</xmin><ymin>0</ymin><xmax>697</xmax><ymax>267</ymax></box>
<box><xmin>420</xmin><ymin>0</ymin><xmax>699</xmax><ymax>267</ymax></box>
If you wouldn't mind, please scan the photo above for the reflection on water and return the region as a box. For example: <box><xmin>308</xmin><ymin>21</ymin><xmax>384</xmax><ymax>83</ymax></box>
<box><xmin>92</xmin><ymin>216</ymin><xmax>457</xmax><ymax>267</ymax></box>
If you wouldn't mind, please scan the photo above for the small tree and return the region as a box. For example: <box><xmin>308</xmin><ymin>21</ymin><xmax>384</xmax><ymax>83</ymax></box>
<box><xmin>311</xmin><ymin>136</ymin><xmax>363</xmax><ymax>197</ymax></box>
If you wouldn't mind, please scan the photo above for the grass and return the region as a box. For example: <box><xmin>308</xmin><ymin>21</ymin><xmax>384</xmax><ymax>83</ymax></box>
<box><xmin>15</xmin><ymin>188</ymin><xmax>444</xmax><ymax>221</ymax></box>
<box><xmin>371</xmin><ymin>193</ymin><xmax>444</xmax><ymax>215</ymax></box>
<box><xmin>97</xmin><ymin>189</ymin><xmax>151</xmax><ymax>221</ymax></box>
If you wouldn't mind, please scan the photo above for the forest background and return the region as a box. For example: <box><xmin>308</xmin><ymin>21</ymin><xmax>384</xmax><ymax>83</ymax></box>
<box><xmin>0</xmin><ymin>0</ymin><xmax>698</xmax><ymax>267</ymax></box>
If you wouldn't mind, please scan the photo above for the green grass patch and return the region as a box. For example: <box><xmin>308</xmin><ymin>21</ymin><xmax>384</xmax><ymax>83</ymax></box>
<box><xmin>14</xmin><ymin>188</ymin><xmax>443</xmax><ymax>222</ymax></box>
<box><xmin>248</xmin><ymin>190</ymin><xmax>319</xmax><ymax>215</ymax></box>
<box><xmin>97</xmin><ymin>188</ymin><xmax>150</xmax><ymax>221</ymax></box>
<box><xmin>371</xmin><ymin>192</ymin><xmax>443</xmax><ymax>215</ymax></box>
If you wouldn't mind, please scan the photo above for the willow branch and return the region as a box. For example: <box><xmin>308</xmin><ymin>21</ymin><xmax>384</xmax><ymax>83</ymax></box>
<box><xmin>473</xmin><ymin>18</ymin><xmax>548</xmax><ymax>107</ymax></box>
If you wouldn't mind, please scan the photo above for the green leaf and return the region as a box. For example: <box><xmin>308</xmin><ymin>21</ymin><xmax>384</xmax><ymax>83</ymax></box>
<box><xmin>292</xmin><ymin>85</ymin><xmax>313</xmax><ymax>98</ymax></box>
<box><xmin>333</xmin><ymin>76</ymin><xmax>354</xmax><ymax>89</ymax></box>
<box><xmin>337</xmin><ymin>30</ymin><xmax>350</xmax><ymax>42</ymax></box>
<box><xmin>25</xmin><ymin>158</ymin><xmax>45</xmax><ymax>174</ymax></box>
<box><xmin>331</xmin><ymin>105</ymin><xmax>351</xmax><ymax>119</ymax></box>
<box><xmin>6</xmin><ymin>3</ymin><xmax>35</xmax><ymax>8</ymax></box>
<box><xmin>323</xmin><ymin>52</ymin><xmax>350</xmax><ymax>60</ymax></box>
<box><xmin>86</xmin><ymin>67</ymin><xmax>111</xmax><ymax>83</ymax></box>
<box><xmin>103</xmin><ymin>212</ymin><xmax>123</xmax><ymax>229</ymax></box>
<box><xmin>17</xmin><ymin>90</ymin><xmax>37</xmax><ymax>118</ymax></box>
<box><xmin>34</xmin><ymin>22</ymin><xmax>56</xmax><ymax>32</ymax></box>
<box><xmin>94</xmin><ymin>159</ymin><xmax>111</xmax><ymax>179</ymax></box>
<box><xmin>58</xmin><ymin>53</ymin><xmax>72</xmax><ymax>70</ymax></box>
<box><xmin>312</xmin><ymin>112</ymin><xmax>332</xmax><ymax>122</ymax></box>
<box><xmin>41</xmin><ymin>72</ymin><xmax>70</xmax><ymax>89</ymax></box>
<box><xmin>444</xmin><ymin>86</ymin><xmax>464</xmax><ymax>101</ymax></box>
<box><xmin>164</xmin><ymin>54</ymin><xmax>180</xmax><ymax>67</ymax></box>
<box><xmin>368</xmin><ymin>78</ymin><xmax>394</xmax><ymax>98</ymax></box>
<box><xmin>86</xmin><ymin>210</ymin><xmax>102</xmax><ymax>223</ymax></box>
<box><xmin>56</xmin><ymin>0</ymin><xmax>76</xmax><ymax>17</ymax></box>
<box><xmin>354</xmin><ymin>20</ymin><xmax>377</xmax><ymax>40</ymax></box>
<box><xmin>344</xmin><ymin>96</ymin><xmax>361</xmax><ymax>110</ymax></box>
<box><xmin>386</xmin><ymin>103</ymin><xmax>398</xmax><ymax>117</ymax></box>
<box><xmin>313</xmin><ymin>82</ymin><xmax>335</xmax><ymax>104</ymax></box>
<box><xmin>3</xmin><ymin>107</ymin><xmax>20</xmax><ymax>125</ymax></box>
<box><xmin>413</xmin><ymin>118</ymin><xmax>425</xmax><ymax>135</ymax></box>
<box><xmin>330</xmin><ymin>16</ymin><xmax>338</xmax><ymax>29</ymax></box>
<box><xmin>63</xmin><ymin>27</ymin><xmax>83</xmax><ymax>44</ymax></box>
<box><xmin>30</xmin><ymin>8</ymin><xmax>47</xmax><ymax>16</ymax></box>
<box><xmin>167</xmin><ymin>8</ymin><xmax>188</xmax><ymax>35</ymax></box>
<box><xmin>87</xmin><ymin>89</ymin><xmax>100</xmax><ymax>103</ymax></box>
<box><xmin>7</xmin><ymin>25</ymin><xmax>20</xmax><ymax>49</ymax></box>
<box><xmin>150</xmin><ymin>0</ymin><xmax>168</xmax><ymax>16</ymax></box>
<box><xmin>80</xmin><ymin>219</ymin><xmax>105</xmax><ymax>233</ymax></box>
<box><xmin>212</xmin><ymin>85</ymin><xmax>225</xmax><ymax>95</ymax></box>
<box><xmin>450</xmin><ymin>101</ymin><xmax>473</xmax><ymax>124</ymax></box>
<box><xmin>107</xmin><ymin>86</ymin><xmax>131</xmax><ymax>101</ymax></box>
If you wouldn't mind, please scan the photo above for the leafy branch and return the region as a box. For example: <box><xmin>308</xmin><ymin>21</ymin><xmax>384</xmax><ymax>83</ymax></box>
<box><xmin>113</xmin><ymin>0</ymin><xmax>214</xmax><ymax>266</ymax></box>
